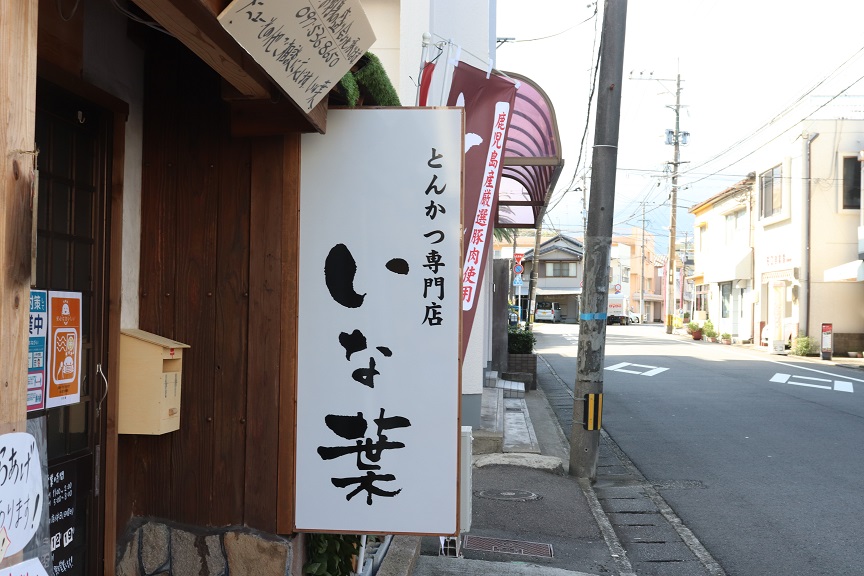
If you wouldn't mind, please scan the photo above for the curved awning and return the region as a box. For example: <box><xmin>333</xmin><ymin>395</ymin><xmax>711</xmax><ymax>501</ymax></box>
<box><xmin>496</xmin><ymin>72</ymin><xmax>565</xmax><ymax>229</ymax></box>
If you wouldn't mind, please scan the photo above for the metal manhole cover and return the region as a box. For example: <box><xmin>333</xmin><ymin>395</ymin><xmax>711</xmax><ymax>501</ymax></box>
<box><xmin>463</xmin><ymin>535</ymin><xmax>553</xmax><ymax>558</ymax></box>
<box><xmin>475</xmin><ymin>489</ymin><xmax>541</xmax><ymax>502</ymax></box>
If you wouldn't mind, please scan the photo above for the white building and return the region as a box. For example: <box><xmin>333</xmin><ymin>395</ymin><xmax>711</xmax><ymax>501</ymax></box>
<box><xmin>689</xmin><ymin>176</ymin><xmax>756</xmax><ymax>342</ymax></box>
<box><xmin>691</xmin><ymin>119</ymin><xmax>864</xmax><ymax>353</ymax></box>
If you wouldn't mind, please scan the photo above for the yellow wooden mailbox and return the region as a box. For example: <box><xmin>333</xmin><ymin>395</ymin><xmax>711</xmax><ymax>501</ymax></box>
<box><xmin>118</xmin><ymin>329</ymin><xmax>190</xmax><ymax>435</ymax></box>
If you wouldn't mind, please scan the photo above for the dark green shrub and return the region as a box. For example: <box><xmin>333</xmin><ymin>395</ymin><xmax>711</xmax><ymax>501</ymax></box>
<box><xmin>304</xmin><ymin>534</ymin><xmax>360</xmax><ymax>576</ymax></box>
<box><xmin>507</xmin><ymin>325</ymin><xmax>536</xmax><ymax>354</ymax></box>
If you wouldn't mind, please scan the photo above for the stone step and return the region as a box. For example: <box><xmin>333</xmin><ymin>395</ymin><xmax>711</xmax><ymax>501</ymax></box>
<box><xmin>497</xmin><ymin>378</ymin><xmax>525</xmax><ymax>399</ymax></box>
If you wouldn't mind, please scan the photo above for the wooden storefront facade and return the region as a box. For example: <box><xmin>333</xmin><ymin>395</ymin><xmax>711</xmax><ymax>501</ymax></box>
<box><xmin>2</xmin><ymin>0</ymin><xmax>327</xmax><ymax>573</ymax></box>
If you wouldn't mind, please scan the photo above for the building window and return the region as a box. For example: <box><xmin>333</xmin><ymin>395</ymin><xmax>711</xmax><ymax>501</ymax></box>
<box><xmin>622</xmin><ymin>266</ymin><xmax>630</xmax><ymax>280</ymax></box>
<box><xmin>545</xmin><ymin>262</ymin><xmax>577</xmax><ymax>277</ymax></box>
<box><xmin>725</xmin><ymin>209</ymin><xmax>745</xmax><ymax>244</ymax></box>
<box><xmin>695</xmin><ymin>284</ymin><xmax>709</xmax><ymax>312</ymax></box>
<box><xmin>720</xmin><ymin>282</ymin><xmax>732</xmax><ymax>318</ymax></box>
<box><xmin>760</xmin><ymin>165</ymin><xmax>782</xmax><ymax>218</ymax></box>
<box><xmin>843</xmin><ymin>156</ymin><xmax>861</xmax><ymax>210</ymax></box>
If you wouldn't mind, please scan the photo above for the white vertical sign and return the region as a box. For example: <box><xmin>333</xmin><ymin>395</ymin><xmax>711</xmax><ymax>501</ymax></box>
<box><xmin>296</xmin><ymin>109</ymin><xmax>463</xmax><ymax>534</ymax></box>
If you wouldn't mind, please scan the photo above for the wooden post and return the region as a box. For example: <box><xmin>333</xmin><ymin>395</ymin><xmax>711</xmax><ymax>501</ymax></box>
<box><xmin>0</xmin><ymin>0</ymin><xmax>38</xmax><ymax>433</ymax></box>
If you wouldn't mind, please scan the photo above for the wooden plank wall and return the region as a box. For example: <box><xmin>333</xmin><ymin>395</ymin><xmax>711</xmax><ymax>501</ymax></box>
<box><xmin>117</xmin><ymin>39</ymin><xmax>295</xmax><ymax>534</ymax></box>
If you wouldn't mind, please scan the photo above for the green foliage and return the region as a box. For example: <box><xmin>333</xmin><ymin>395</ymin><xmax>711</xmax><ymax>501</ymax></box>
<box><xmin>721</xmin><ymin>332</ymin><xmax>731</xmax><ymax>341</ymax></box>
<box><xmin>304</xmin><ymin>534</ymin><xmax>360</xmax><ymax>576</ymax></box>
<box><xmin>790</xmin><ymin>333</ymin><xmax>818</xmax><ymax>356</ymax></box>
<box><xmin>683</xmin><ymin>311</ymin><xmax>691</xmax><ymax>320</ymax></box>
<box><xmin>687</xmin><ymin>321</ymin><xmax>701</xmax><ymax>334</ymax></box>
<box><xmin>702</xmin><ymin>319</ymin><xmax>717</xmax><ymax>339</ymax></box>
<box><xmin>508</xmin><ymin>325</ymin><xmax>536</xmax><ymax>354</ymax></box>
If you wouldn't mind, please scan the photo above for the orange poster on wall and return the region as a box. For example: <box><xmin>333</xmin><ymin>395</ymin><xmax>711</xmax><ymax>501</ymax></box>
<box><xmin>46</xmin><ymin>291</ymin><xmax>82</xmax><ymax>408</ymax></box>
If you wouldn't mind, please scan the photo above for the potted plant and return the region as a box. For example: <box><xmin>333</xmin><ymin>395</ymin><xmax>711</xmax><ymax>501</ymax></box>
<box><xmin>703</xmin><ymin>320</ymin><xmax>717</xmax><ymax>342</ymax></box>
<box><xmin>721</xmin><ymin>332</ymin><xmax>732</xmax><ymax>344</ymax></box>
<box><xmin>688</xmin><ymin>321</ymin><xmax>702</xmax><ymax>340</ymax></box>
<box><xmin>507</xmin><ymin>325</ymin><xmax>537</xmax><ymax>389</ymax></box>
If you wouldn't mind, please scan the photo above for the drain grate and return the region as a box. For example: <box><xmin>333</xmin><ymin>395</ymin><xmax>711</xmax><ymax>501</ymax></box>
<box><xmin>475</xmin><ymin>489</ymin><xmax>541</xmax><ymax>502</ymax></box>
<box><xmin>462</xmin><ymin>535</ymin><xmax>553</xmax><ymax>558</ymax></box>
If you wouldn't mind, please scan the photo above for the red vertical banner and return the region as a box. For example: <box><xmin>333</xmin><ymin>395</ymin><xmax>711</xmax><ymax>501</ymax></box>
<box><xmin>447</xmin><ymin>62</ymin><xmax>517</xmax><ymax>357</ymax></box>
<box><xmin>46</xmin><ymin>291</ymin><xmax>82</xmax><ymax>408</ymax></box>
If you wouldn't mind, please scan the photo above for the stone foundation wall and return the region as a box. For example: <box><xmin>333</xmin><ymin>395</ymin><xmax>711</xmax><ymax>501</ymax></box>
<box><xmin>116</xmin><ymin>518</ymin><xmax>303</xmax><ymax>576</ymax></box>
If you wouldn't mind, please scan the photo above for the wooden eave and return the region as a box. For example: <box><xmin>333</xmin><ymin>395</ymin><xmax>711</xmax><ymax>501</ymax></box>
<box><xmin>132</xmin><ymin>0</ymin><xmax>327</xmax><ymax>134</ymax></box>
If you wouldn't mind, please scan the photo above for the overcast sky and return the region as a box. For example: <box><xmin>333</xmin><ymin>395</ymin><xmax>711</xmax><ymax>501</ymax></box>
<box><xmin>495</xmin><ymin>0</ymin><xmax>864</xmax><ymax>251</ymax></box>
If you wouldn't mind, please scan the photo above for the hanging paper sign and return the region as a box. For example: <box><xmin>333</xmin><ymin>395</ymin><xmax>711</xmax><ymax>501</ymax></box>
<box><xmin>0</xmin><ymin>558</ymin><xmax>50</xmax><ymax>576</ymax></box>
<box><xmin>218</xmin><ymin>0</ymin><xmax>376</xmax><ymax>113</ymax></box>
<box><xmin>45</xmin><ymin>292</ymin><xmax>82</xmax><ymax>409</ymax></box>
<box><xmin>27</xmin><ymin>290</ymin><xmax>48</xmax><ymax>412</ymax></box>
<box><xmin>0</xmin><ymin>433</ymin><xmax>44</xmax><ymax>558</ymax></box>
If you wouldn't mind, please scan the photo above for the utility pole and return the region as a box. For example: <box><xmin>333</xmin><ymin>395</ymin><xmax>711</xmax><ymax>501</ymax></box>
<box><xmin>665</xmin><ymin>74</ymin><xmax>682</xmax><ymax>334</ymax></box>
<box><xmin>570</xmin><ymin>0</ymin><xmax>627</xmax><ymax>480</ymax></box>
<box><xmin>640</xmin><ymin>201</ymin><xmax>646</xmax><ymax>323</ymax></box>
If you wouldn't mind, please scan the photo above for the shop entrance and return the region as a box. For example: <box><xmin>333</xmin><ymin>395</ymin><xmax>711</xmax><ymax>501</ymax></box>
<box><xmin>32</xmin><ymin>80</ymin><xmax>112</xmax><ymax>576</ymax></box>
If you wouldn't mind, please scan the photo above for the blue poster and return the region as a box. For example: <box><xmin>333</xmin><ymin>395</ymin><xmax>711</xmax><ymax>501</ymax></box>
<box><xmin>28</xmin><ymin>290</ymin><xmax>48</xmax><ymax>411</ymax></box>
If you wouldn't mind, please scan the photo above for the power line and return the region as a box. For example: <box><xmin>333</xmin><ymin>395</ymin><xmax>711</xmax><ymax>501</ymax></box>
<box><xmin>681</xmin><ymin>42</ymin><xmax>864</xmax><ymax>177</ymax></box>
<box><xmin>683</xmin><ymin>69</ymin><xmax>864</xmax><ymax>189</ymax></box>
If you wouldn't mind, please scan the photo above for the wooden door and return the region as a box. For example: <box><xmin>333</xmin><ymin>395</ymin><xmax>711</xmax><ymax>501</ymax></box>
<box><xmin>33</xmin><ymin>79</ymin><xmax>112</xmax><ymax>576</ymax></box>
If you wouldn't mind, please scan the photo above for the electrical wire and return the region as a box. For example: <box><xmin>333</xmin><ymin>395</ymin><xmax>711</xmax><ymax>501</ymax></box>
<box><xmin>681</xmin><ymin>42</ymin><xmax>864</xmax><ymax>178</ymax></box>
<box><xmin>500</xmin><ymin>4</ymin><xmax>598</xmax><ymax>44</ymax></box>
<box><xmin>683</xmin><ymin>69</ymin><xmax>864</xmax><ymax>188</ymax></box>
<box><xmin>109</xmin><ymin>0</ymin><xmax>171</xmax><ymax>36</ymax></box>
<box><xmin>545</xmin><ymin>3</ymin><xmax>601</xmax><ymax>215</ymax></box>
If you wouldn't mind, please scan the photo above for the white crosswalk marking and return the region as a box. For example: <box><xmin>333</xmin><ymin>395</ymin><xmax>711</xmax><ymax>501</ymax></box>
<box><xmin>769</xmin><ymin>373</ymin><xmax>854</xmax><ymax>393</ymax></box>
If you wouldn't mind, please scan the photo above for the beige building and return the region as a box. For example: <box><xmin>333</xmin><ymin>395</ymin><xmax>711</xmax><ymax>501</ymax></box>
<box><xmin>690</xmin><ymin>119</ymin><xmax>864</xmax><ymax>353</ymax></box>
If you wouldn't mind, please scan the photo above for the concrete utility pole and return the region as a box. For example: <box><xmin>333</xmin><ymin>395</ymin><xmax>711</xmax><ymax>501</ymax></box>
<box><xmin>665</xmin><ymin>74</ymin><xmax>682</xmax><ymax>334</ymax></box>
<box><xmin>639</xmin><ymin>202</ymin><xmax>646</xmax><ymax>322</ymax></box>
<box><xmin>570</xmin><ymin>0</ymin><xmax>627</xmax><ymax>480</ymax></box>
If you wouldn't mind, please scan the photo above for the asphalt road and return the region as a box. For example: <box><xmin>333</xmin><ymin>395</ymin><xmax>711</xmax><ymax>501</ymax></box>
<box><xmin>532</xmin><ymin>321</ymin><xmax>864</xmax><ymax>576</ymax></box>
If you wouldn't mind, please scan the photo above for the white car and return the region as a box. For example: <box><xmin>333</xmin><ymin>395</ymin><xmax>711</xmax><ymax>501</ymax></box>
<box><xmin>628</xmin><ymin>312</ymin><xmax>641</xmax><ymax>324</ymax></box>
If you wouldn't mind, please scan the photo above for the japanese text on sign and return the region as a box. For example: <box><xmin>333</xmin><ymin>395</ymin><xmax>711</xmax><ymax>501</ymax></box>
<box><xmin>297</xmin><ymin>109</ymin><xmax>462</xmax><ymax>534</ymax></box>
<box><xmin>0</xmin><ymin>433</ymin><xmax>43</xmax><ymax>558</ymax></box>
<box><xmin>218</xmin><ymin>0</ymin><xmax>375</xmax><ymax>112</ymax></box>
<box><xmin>462</xmin><ymin>103</ymin><xmax>510</xmax><ymax>310</ymax></box>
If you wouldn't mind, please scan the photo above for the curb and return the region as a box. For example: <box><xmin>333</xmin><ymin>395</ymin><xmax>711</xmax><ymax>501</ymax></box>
<box><xmin>376</xmin><ymin>536</ymin><xmax>421</xmax><ymax>576</ymax></box>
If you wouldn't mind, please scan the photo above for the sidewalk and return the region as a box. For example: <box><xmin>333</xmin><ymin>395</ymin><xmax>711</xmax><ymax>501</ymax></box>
<box><xmin>378</xmin><ymin>325</ymin><xmax>734</xmax><ymax>576</ymax></box>
<box><xmin>379</xmin><ymin>373</ymin><xmax>624</xmax><ymax>576</ymax></box>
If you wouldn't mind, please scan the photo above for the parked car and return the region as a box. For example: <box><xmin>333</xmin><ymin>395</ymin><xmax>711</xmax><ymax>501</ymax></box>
<box><xmin>628</xmin><ymin>312</ymin><xmax>641</xmax><ymax>324</ymax></box>
<box><xmin>535</xmin><ymin>301</ymin><xmax>562</xmax><ymax>323</ymax></box>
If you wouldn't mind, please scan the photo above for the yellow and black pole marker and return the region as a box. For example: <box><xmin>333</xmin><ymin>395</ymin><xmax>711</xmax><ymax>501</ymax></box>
<box><xmin>583</xmin><ymin>393</ymin><xmax>603</xmax><ymax>431</ymax></box>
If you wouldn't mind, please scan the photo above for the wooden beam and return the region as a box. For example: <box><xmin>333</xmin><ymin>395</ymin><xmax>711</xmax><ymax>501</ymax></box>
<box><xmin>230</xmin><ymin>97</ymin><xmax>327</xmax><ymax>137</ymax></box>
<box><xmin>132</xmin><ymin>0</ymin><xmax>271</xmax><ymax>98</ymax></box>
<box><xmin>277</xmin><ymin>133</ymin><xmax>300</xmax><ymax>533</ymax></box>
<box><xmin>0</xmin><ymin>0</ymin><xmax>37</xmax><ymax>433</ymax></box>
<box><xmin>132</xmin><ymin>0</ymin><xmax>326</xmax><ymax>133</ymax></box>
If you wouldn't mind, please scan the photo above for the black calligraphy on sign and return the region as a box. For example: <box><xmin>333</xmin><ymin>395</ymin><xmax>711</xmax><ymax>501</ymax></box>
<box><xmin>317</xmin><ymin>409</ymin><xmax>411</xmax><ymax>504</ymax></box>
<box><xmin>319</xmin><ymin>243</ymin><xmax>413</xmax><ymax>504</ymax></box>
<box><xmin>422</xmin><ymin>148</ymin><xmax>449</xmax><ymax>327</ymax></box>
<box><xmin>338</xmin><ymin>329</ymin><xmax>393</xmax><ymax>388</ymax></box>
